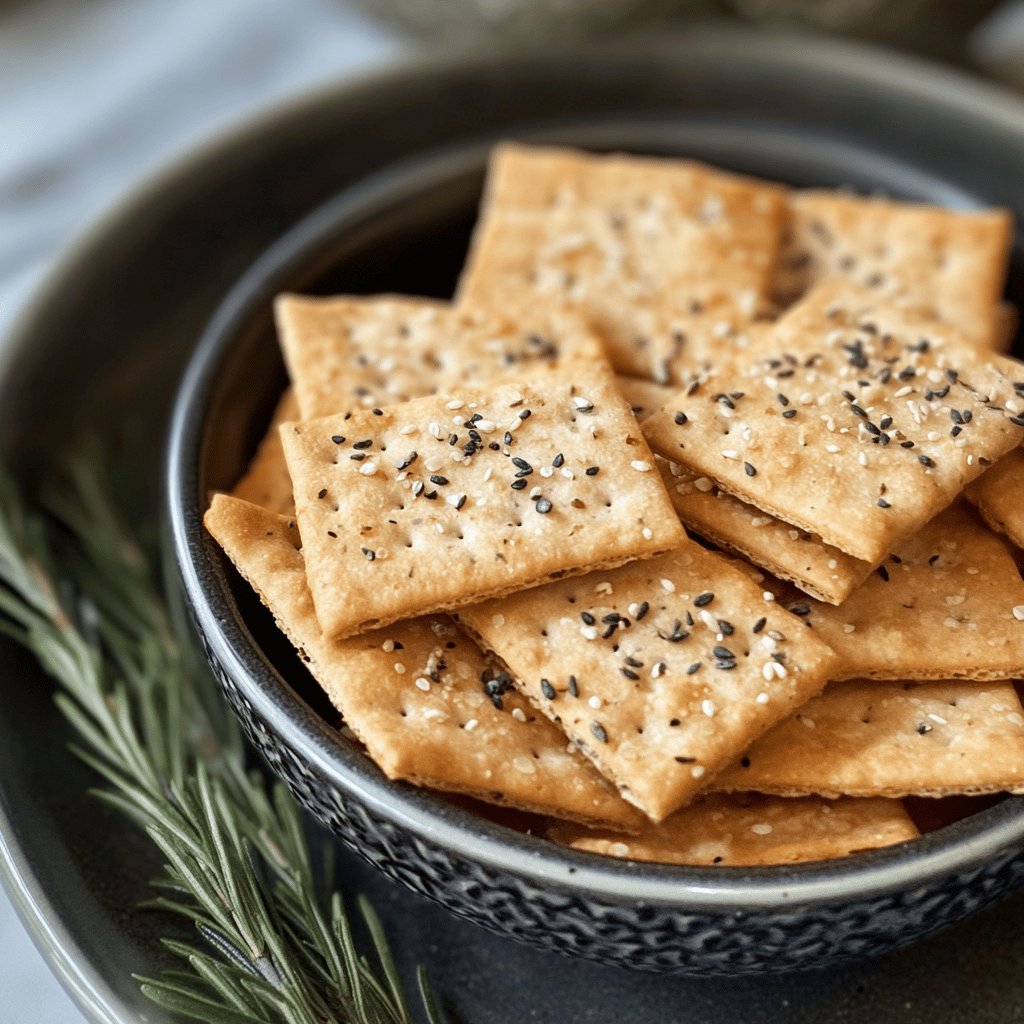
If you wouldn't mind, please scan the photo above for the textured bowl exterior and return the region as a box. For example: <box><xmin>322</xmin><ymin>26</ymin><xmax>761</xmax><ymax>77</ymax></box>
<box><xmin>199</xmin><ymin>625</ymin><xmax>1024</xmax><ymax>975</ymax></box>
<box><xmin>165</xmin><ymin>34</ymin><xmax>1024</xmax><ymax>978</ymax></box>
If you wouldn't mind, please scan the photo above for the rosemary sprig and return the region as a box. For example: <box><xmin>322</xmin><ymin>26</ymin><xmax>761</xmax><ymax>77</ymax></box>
<box><xmin>0</xmin><ymin>461</ymin><xmax>444</xmax><ymax>1024</ymax></box>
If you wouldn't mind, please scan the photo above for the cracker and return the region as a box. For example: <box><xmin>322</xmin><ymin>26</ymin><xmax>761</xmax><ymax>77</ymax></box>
<box><xmin>774</xmin><ymin>190</ymin><xmax>1013</xmax><ymax>349</ymax></box>
<box><xmin>457</xmin><ymin>543</ymin><xmax>838</xmax><ymax>822</ymax></box>
<box><xmin>786</xmin><ymin>502</ymin><xmax>1024</xmax><ymax>680</ymax></box>
<box><xmin>643</xmin><ymin>282</ymin><xmax>1024</xmax><ymax>564</ymax></box>
<box><xmin>658</xmin><ymin>457</ymin><xmax>871</xmax><ymax>605</ymax></box>
<box><xmin>965</xmin><ymin>445</ymin><xmax>1024</xmax><ymax>552</ymax></box>
<box><xmin>457</xmin><ymin>142</ymin><xmax>787</xmax><ymax>382</ymax></box>
<box><xmin>281</xmin><ymin>372</ymin><xmax>686</xmax><ymax>639</ymax></box>
<box><xmin>547</xmin><ymin>793</ymin><xmax>918</xmax><ymax>866</ymax></box>
<box><xmin>203</xmin><ymin>494</ymin><xmax>642</xmax><ymax>830</ymax></box>
<box><xmin>277</xmin><ymin>293</ymin><xmax>610</xmax><ymax>419</ymax></box>
<box><xmin>230</xmin><ymin>388</ymin><xmax>299</xmax><ymax>515</ymax></box>
<box><xmin>715</xmin><ymin>680</ymin><xmax>1024</xmax><ymax>798</ymax></box>
<box><xmin>615</xmin><ymin>376</ymin><xmax>676</xmax><ymax>423</ymax></box>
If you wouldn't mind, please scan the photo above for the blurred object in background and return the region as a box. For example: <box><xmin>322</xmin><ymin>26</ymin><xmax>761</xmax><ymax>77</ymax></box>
<box><xmin>352</xmin><ymin>0</ymin><xmax>1003</xmax><ymax>58</ymax></box>
<box><xmin>970</xmin><ymin>0</ymin><xmax>1024</xmax><ymax>88</ymax></box>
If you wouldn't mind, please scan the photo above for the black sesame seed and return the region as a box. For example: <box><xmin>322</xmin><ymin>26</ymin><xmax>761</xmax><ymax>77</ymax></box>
<box><xmin>674</xmin><ymin>756</ymin><xmax>696</xmax><ymax>764</ymax></box>
<box><xmin>361</xmin><ymin>547</ymin><xmax>375</xmax><ymax>561</ymax></box>
<box><xmin>777</xmin><ymin>393</ymin><xmax>790</xmax><ymax>407</ymax></box>
<box><xmin>510</xmin><ymin>479</ymin><xmax>527</xmax><ymax>490</ymax></box>
<box><xmin>685</xmin><ymin>611</ymin><xmax>694</xmax><ymax>626</ymax></box>
<box><xmin>864</xmin><ymin>422</ymin><xmax>881</xmax><ymax>436</ymax></box>
<box><xmin>744</xmin><ymin>461</ymin><xmax>757</xmax><ymax>477</ymax></box>
<box><xmin>694</xmin><ymin>592</ymin><xmax>714</xmax><ymax>607</ymax></box>
<box><xmin>353</xmin><ymin>439</ymin><xmax>373</xmax><ymax>450</ymax></box>
<box><xmin>877</xmin><ymin>565</ymin><xmax>890</xmax><ymax>582</ymax></box>
<box><xmin>850</xmin><ymin>404</ymin><xmax>868</xmax><ymax>419</ymax></box>
<box><xmin>585</xmin><ymin>466</ymin><xmax>600</xmax><ymax>476</ymax></box>
<box><xmin>879</xmin><ymin>415</ymin><xmax>893</xmax><ymax>430</ymax></box>
<box><xmin>581</xmin><ymin>612</ymin><xmax>595</xmax><ymax>625</ymax></box>
<box><xmin>962</xmin><ymin>409</ymin><xmax>973</xmax><ymax>423</ymax></box>
<box><xmin>687</xmin><ymin>662</ymin><xmax>701</xmax><ymax>675</ymax></box>
<box><xmin>670</xmin><ymin>718</ymin><xmax>681</xmax><ymax>726</ymax></box>
<box><xmin>718</xmin><ymin>619</ymin><xmax>734</xmax><ymax>635</ymax></box>
<box><xmin>317</xmin><ymin>488</ymin><xmax>328</xmax><ymax>499</ymax></box>
<box><xmin>917</xmin><ymin>722</ymin><xmax>933</xmax><ymax>735</ymax></box>
<box><xmin>540</xmin><ymin>679</ymin><xmax>556</xmax><ymax>700</ymax></box>
<box><xmin>591</xmin><ymin>721</ymin><xmax>608</xmax><ymax>744</ymax></box>
<box><xmin>713</xmin><ymin>645</ymin><xmax>735</xmax><ymax>660</ymax></box>
<box><xmin>430</xmin><ymin>475</ymin><xmax>449</xmax><ymax>486</ymax></box>
<box><xmin>621</xmin><ymin>668</ymin><xmax>640</xmax><ymax>680</ymax></box>
<box><xmin>674</xmin><ymin>411</ymin><xmax>689</xmax><ymax>425</ymax></box>
<box><xmin>929</xmin><ymin>554</ymin><xmax>940</xmax><ymax>565</ymax></box>
<box><xmin>601</xmin><ymin>623</ymin><xmax>617</xmax><ymax>639</ymax></box>
<box><xmin>790</xmin><ymin>604</ymin><xmax>811</xmax><ymax>617</ymax></box>
<box><xmin>782</xmin><ymin>409</ymin><xmax>797</xmax><ymax>419</ymax></box>
<box><xmin>397</xmin><ymin>452</ymin><xmax>418</xmax><ymax>470</ymax></box>
<box><xmin>636</xmin><ymin>601</ymin><xmax>650</xmax><ymax>620</ymax></box>
<box><xmin>327</xmin><ymin>530</ymin><xmax>337</xmax><ymax>538</ymax></box>
<box><xmin>568</xmin><ymin>675</ymin><xmax>579</xmax><ymax>697</ymax></box>
<box><xmin>919</xmin><ymin>454</ymin><xmax>935</xmax><ymax>468</ymax></box>
<box><xmin>716</xmin><ymin>394</ymin><xmax>736</xmax><ymax>410</ymax></box>
<box><xmin>350</xmin><ymin>453</ymin><xmax>366</xmax><ymax>461</ymax></box>
<box><xmin>945</xmin><ymin>369</ymin><xmax>958</xmax><ymax>383</ymax></box>
<box><xmin>535</xmin><ymin>498</ymin><xmax>553</xmax><ymax>514</ymax></box>
<box><xmin>504</xmin><ymin>431</ymin><xmax>514</xmax><ymax>445</ymax></box>
<box><xmin>372</xmin><ymin>408</ymin><xmax>383</xmax><ymax>416</ymax></box>
<box><xmin>331</xmin><ymin>435</ymin><xmax>346</xmax><ymax>445</ymax></box>
<box><xmin>454</xmin><ymin>494</ymin><xmax>467</xmax><ymax>510</ymax></box>
<box><xmin>951</xmin><ymin>425</ymin><xmax>962</xmax><ymax>438</ymax></box>
<box><xmin>900</xmin><ymin>441</ymin><xmax>915</xmax><ymax>449</ymax></box>
<box><xmin>1010</xmin><ymin>415</ymin><xmax>1024</xmax><ymax>427</ymax></box>
<box><xmin>412</xmin><ymin>481</ymin><xmax>425</xmax><ymax>497</ymax></box>
<box><xmin>752</xmin><ymin>616</ymin><xmax>767</xmax><ymax>634</ymax></box>
<box><xmin>512</xmin><ymin>457</ymin><xmax>532</xmax><ymax>471</ymax></box>
<box><xmin>950</xmin><ymin>409</ymin><xmax>964</xmax><ymax>425</ymax></box>
<box><xmin>553</xmin><ymin>453</ymin><xmax>564</xmax><ymax>467</ymax></box>
<box><xmin>519</xmin><ymin>409</ymin><xmax>532</xmax><ymax>420</ymax></box>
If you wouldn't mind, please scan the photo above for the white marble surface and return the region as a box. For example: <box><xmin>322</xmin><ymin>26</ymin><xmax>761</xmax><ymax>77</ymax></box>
<box><xmin>0</xmin><ymin>1</ymin><xmax>399</xmax><ymax>1020</ymax></box>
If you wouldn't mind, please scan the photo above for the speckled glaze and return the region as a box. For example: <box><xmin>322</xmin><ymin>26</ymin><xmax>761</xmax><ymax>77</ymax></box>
<box><xmin>166</xmin><ymin>38</ymin><xmax>1024</xmax><ymax>977</ymax></box>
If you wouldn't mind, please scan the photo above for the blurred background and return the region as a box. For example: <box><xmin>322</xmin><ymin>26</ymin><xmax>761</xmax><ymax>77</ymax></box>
<box><xmin>4</xmin><ymin>0</ymin><xmax>1024</xmax><ymax>1019</ymax></box>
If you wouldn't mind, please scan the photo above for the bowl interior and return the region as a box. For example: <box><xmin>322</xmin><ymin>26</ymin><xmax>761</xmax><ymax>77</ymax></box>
<box><xmin>191</xmin><ymin>118</ymin><xmax>1024</xmax><ymax>874</ymax></box>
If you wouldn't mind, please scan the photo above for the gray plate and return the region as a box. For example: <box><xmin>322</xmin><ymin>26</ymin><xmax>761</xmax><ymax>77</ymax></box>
<box><xmin>3</xmin><ymin>30</ymin><xmax>1024</xmax><ymax>1024</ymax></box>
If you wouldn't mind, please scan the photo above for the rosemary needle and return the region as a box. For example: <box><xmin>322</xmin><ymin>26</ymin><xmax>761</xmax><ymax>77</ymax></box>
<box><xmin>0</xmin><ymin>459</ymin><xmax>445</xmax><ymax>1024</ymax></box>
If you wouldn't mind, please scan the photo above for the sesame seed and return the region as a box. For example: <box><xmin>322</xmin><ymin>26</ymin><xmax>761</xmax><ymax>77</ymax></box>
<box><xmin>755</xmin><ymin>692</ymin><xmax>770</xmax><ymax>704</ymax></box>
<box><xmin>694</xmin><ymin>592</ymin><xmax>714</xmax><ymax>607</ymax></box>
<box><xmin>661</xmin><ymin>578</ymin><xmax>676</xmax><ymax>592</ymax></box>
<box><xmin>877</xmin><ymin>498</ymin><xmax>891</xmax><ymax>508</ymax></box>
<box><xmin>751</xmin><ymin>823</ymin><xmax>773</xmax><ymax>836</ymax></box>
<box><xmin>630</xmin><ymin>460</ymin><xmax>652</xmax><ymax>472</ymax></box>
<box><xmin>1013</xmin><ymin>606</ymin><xmax>1024</xmax><ymax>622</ymax></box>
<box><xmin>701</xmin><ymin>699</ymin><xmax>716</xmax><ymax>718</ymax></box>
<box><xmin>446</xmin><ymin>400</ymin><xmax>464</xmax><ymax>410</ymax></box>
<box><xmin>690</xmin><ymin>765</ymin><xmax>705</xmax><ymax>779</ymax></box>
<box><xmin>585</xmin><ymin>466</ymin><xmax>599</xmax><ymax>476</ymax></box>
<box><xmin>744</xmin><ymin>461</ymin><xmax>757</xmax><ymax>477</ymax></box>
<box><xmin>361</xmin><ymin>547</ymin><xmax>375</xmax><ymax>561</ymax></box>
<box><xmin>687</xmin><ymin>662</ymin><xmax>701</xmax><ymax>675</ymax></box>
<box><xmin>535</xmin><ymin>498</ymin><xmax>553</xmax><ymax>514</ymax></box>
<box><xmin>414</xmin><ymin>677</ymin><xmax>431</xmax><ymax>692</ymax></box>
<box><xmin>511</xmin><ymin>707</ymin><xmax>527</xmax><ymax>722</ymax></box>
<box><xmin>591</xmin><ymin>721</ymin><xmax>608</xmax><ymax>743</ymax></box>
<box><xmin>540</xmin><ymin>679</ymin><xmax>556</xmax><ymax>700</ymax></box>
<box><xmin>674</xmin><ymin>412</ymin><xmax>688</xmax><ymax>425</ymax></box>
<box><xmin>331</xmin><ymin>435</ymin><xmax>345</xmax><ymax>444</ymax></box>
<box><xmin>464</xmin><ymin>719</ymin><xmax>478</xmax><ymax>731</ymax></box>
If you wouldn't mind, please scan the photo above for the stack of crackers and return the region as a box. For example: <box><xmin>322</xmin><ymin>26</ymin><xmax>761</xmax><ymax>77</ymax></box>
<box><xmin>206</xmin><ymin>143</ymin><xmax>1024</xmax><ymax>869</ymax></box>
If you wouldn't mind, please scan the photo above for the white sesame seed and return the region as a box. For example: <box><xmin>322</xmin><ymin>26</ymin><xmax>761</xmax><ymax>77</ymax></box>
<box><xmin>475</xmin><ymin>419</ymin><xmax>496</xmax><ymax>432</ymax></box>
<box><xmin>429</xmin><ymin>421</ymin><xmax>442</xmax><ymax>439</ymax></box>
<box><xmin>573</xmin><ymin>396</ymin><xmax>594</xmax><ymax>410</ymax></box>
<box><xmin>751</xmin><ymin>823</ymin><xmax>773</xmax><ymax>836</ymax></box>
<box><xmin>699</xmin><ymin>610</ymin><xmax>717</xmax><ymax>632</ymax></box>
<box><xmin>595</xmin><ymin>581</ymin><xmax>613</xmax><ymax>594</ymax></box>
<box><xmin>359</xmin><ymin>461</ymin><xmax>378</xmax><ymax>476</ymax></box>
<box><xmin>382</xmin><ymin>639</ymin><xmax>395</xmax><ymax>653</ymax></box>
<box><xmin>843</xmin><ymin>623</ymin><xmax>856</xmax><ymax>634</ymax></box>
<box><xmin>464</xmin><ymin>719</ymin><xmax>479</xmax><ymax>732</ymax></box>
<box><xmin>581</xmin><ymin>625</ymin><xmax>599</xmax><ymax>640</ymax></box>
<box><xmin>446</xmin><ymin>493</ymin><xmax>467</xmax><ymax>509</ymax></box>
<box><xmin>642</xmin><ymin>527</ymin><xmax>653</xmax><ymax>540</ymax></box>
<box><xmin>588</xmin><ymin>696</ymin><xmax>602</xmax><ymax>709</ymax></box>
<box><xmin>1013</xmin><ymin>605</ymin><xmax>1024</xmax><ymax>622</ymax></box>
<box><xmin>446</xmin><ymin>399</ymin><xmax>464</xmax><ymax>410</ymax></box>
<box><xmin>801</xmin><ymin>717</ymin><xmax>815</xmax><ymax>729</ymax></box>
<box><xmin>755</xmin><ymin>692</ymin><xmax>770</xmax><ymax>705</ymax></box>
<box><xmin>414</xmin><ymin>677</ymin><xmax>431</xmax><ymax>692</ymax></box>
<box><xmin>1009</xmin><ymin>712</ymin><xmax>1024</xmax><ymax>726</ymax></box>
<box><xmin>661</xmin><ymin>578</ymin><xmax>676</xmax><ymax>592</ymax></box>
<box><xmin>452</xmin><ymin>415</ymin><xmax>465</xmax><ymax>426</ymax></box>
<box><xmin>652</xmin><ymin>663</ymin><xmax>665</xmax><ymax>678</ymax></box>
<box><xmin>560</xmin><ymin>468</ymin><xmax>574</xmax><ymax>479</ymax></box>
<box><xmin>928</xmin><ymin>713</ymin><xmax>948</xmax><ymax>726</ymax></box>
<box><xmin>690</xmin><ymin>765</ymin><xmax>706</xmax><ymax>779</ymax></box>
<box><xmin>825</xmin><ymin>443</ymin><xmax>840</xmax><ymax>454</ymax></box>
<box><xmin>394</xmin><ymin>663</ymin><xmax>406</xmax><ymax>674</ymax></box>
<box><xmin>530</xmin><ymin>486</ymin><xmax>542</xmax><ymax>498</ymax></box>
<box><xmin>721</xmin><ymin>449</ymin><xmax>740</xmax><ymax>460</ymax></box>
<box><xmin>701</xmin><ymin>699</ymin><xmax>716</xmax><ymax>718</ymax></box>
<box><xmin>610</xmin><ymin>842</ymin><xmax>631</xmax><ymax>858</ymax></box>
<box><xmin>894</xmin><ymin>385</ymin><xmax>913</xmax><ymax>398</ymax></box>
<box><xmin>694</xmin><ymin>476</ymin><xmax>715</xmax><ymax>492</ymax></box>
<box><xmin>943</xmin><ymin>617</ymin><xmax>961</xmax><ymax>629</ymax></box>
<box><xmin>511</xmin><ymin>707</ymin><xmax>527</xmax><ymax>722</ymax></box>
<box><xmin>763</xmin><ymin>591</ymin><xmax>775</xmax><ymax>602</ymax></box>
<box><xmin>399</xmin><ymin>423</ymin><xmax>416</xmax><ymax>435</ymax></box>
<box><xmin>630</xmin><ymin>460</ymin><xmax>652</xmax><ymax>472</ymax></box>
<box><xmin>540</xmin><ymin>466</ymin><xmax>554</xmax><ymax>478</ymax></box>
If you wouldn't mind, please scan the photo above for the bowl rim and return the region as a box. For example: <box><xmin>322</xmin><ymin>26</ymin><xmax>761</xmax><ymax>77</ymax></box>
<box><xmin>166</xmin><ymin>71</ymin><xmax>1024</xmax><ymax>911</ymax></box>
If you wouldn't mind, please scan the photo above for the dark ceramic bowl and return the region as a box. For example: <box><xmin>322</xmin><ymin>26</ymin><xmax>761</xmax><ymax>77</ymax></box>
<box><xmin>167</xmin><ymin>39</ymin><xmax>1024</xmax><ymax>976</ymax></box>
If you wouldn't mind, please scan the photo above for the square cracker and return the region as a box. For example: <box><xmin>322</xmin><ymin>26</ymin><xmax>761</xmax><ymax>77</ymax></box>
<box><xmin>203</xmin><ymin>494</ymin><xmax>642</xmax><ymax>830</ymax></box>
<box><xmin>456</xmin><ymin>142</ymin><xmax>787</xmax><ymax>382</ymax></box>
<box><xmin>965</xmin><ymin>445</ymin><xmax>1024</xmax><ymax>552</ymax></box>
<box><xmin>281</xmin><ymin>372</ymin><xmax>685</xmax><ymax>640</ymax></box>
<box><xmin>457</xmin><ymin>543</ymin><xmax>838</xmax><ymax>822</ymax></box>
<box><xmin>774</xmin><ymin>190</ymin><xmax>1013</xmax><ymax>349</ymax></box>
<box><xmin>277</xmin><ymin>293</ymin><xmax>610</xmax><ymax>419</ymax></box>
<box><xmin>658</xmin><ymin>458</ymin><xmax>871</xmax><ymax>605</ymax></box>
<box><xmin>715</xmin><ymin>680</ymin><xmax>1024</xmax><ymax>799</ymax></box>
<box><xmin>547</xmin><ymin>793</ymin><xmax>918</xmax><ymax>867</ymax></box>
<box><xmin>231</xmin><ymin>388</ymin><xmax>300</xmax><ymax>515</ymax></box>
<box><xmin>785</xmin><ymin>502</ymin><xmax>1024</xmax><ymax>681</ymax></box>
<box><xmin>643</xmin><ymin>281</ymin><xmax>1024</xmax><ymax>564</ymax></box>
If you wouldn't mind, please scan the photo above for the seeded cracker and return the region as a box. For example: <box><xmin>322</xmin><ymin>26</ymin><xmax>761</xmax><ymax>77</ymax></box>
<box><xmin>643</xmin><ymin>282</ymin><xmax>1024</xmax><ymax>564</ymax></box>
<box><xmin>458</xmin><ymin>544</ymin><xmax>838</xmax><ymax>822</ymax></box>
<box><xmin>715</xmin><ymin>680</ymin><xmax>1024</xmax><ymax>798</ymax></box>
<box><xmin>547</xmin><ymin>793</ymin><xmax>918</xmax><ymax>866</ymax></box>
<box><xmin>774</xmin><ymin>190</ymin><xmax>1013</xmax><ymax>349</ymax></box>
<box><xmin>780</xmin><ymin>502</ymin><xmax>1024</xmax><ymax>680</ymax></box>
<box><xmin>231</xmin><ymin>388</ymin><xmax>300</xmax><ymax>515</ymax></box>
<box><xmin>614</xmin><ymin>376</ymin><xmax>677</xmax><ymax>423</ymax></box>
<box><xmin>457</xmin><ymin>142</ymin><xmax>787</xmax><ymax>383</ymax></box>
<box><xmin>203</xmin><ymin>494</ymin><xmax>642</xmax><ymax>829</ymax></box>
<box><xmin>656</xmin><ymin>459</ymin><xmax>871</xmax><ymax>605</ymax></box>
<box><xmin>965</xmin><ymin>446</ymin><xmax>1024</xmax><ymax>552</ymax></box>
<box><xmin>277</xmin><ymin>293</ymin><xmax>610</xmax><ymax>419</ymax></box>
<box><xmin>281</xmin><ymin>372</ymin><xmax>685</xmax><ymax>640</ymax></box>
